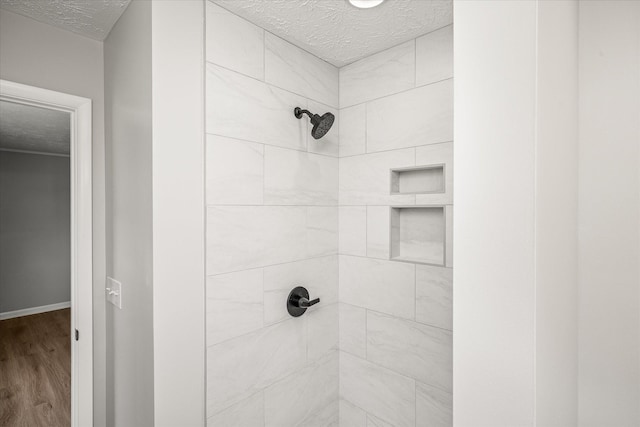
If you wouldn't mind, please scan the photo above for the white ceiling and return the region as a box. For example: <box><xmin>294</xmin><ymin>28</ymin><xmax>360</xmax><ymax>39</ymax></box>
<box><xmin>212</xmin><ymin>0</ymin><xmax>453</xmax><ymax>67</ymax></box>
<box><xmin>0</xmin><ymin>0</ymin><xmax>130</xmax><ymax>41</ymax></box>
<box><xmin>0</xmin><ymin>101</ymin><xmax>71</xmax><ymax>155</ymax></box>
<box><xmin>0</xmin><ymin>0</ymin><xmax>451</xmax><ymax>66</ymax></box>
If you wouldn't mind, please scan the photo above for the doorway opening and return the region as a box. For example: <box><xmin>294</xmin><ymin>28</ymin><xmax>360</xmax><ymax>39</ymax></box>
<box><xmin>0</xmin><ymin>80</ymin><xmax>93</xmax><ymax>426</ymax></box>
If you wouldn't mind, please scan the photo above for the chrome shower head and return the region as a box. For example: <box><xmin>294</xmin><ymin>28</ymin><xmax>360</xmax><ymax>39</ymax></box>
<box><xmin>294</xmin><ymin>107</ymin><xmax>335</xmax><ymax>140</ymax></box>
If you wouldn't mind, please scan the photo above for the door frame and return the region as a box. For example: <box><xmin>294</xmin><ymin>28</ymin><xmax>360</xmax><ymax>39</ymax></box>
<box><xmin>0</xmin><ymin>79</ymin><xmax>93</xmax><ymax>426</ymax></box>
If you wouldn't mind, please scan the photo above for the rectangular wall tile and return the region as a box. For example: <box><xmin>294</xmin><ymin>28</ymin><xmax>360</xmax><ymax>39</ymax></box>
<box><xmin>367</xmin><ymin>311</ymin><xmax>452</xmax><ymax>391</ymax></box>
<box><xmin>416</xmin><ymin>265</ymin><xmax>452</xmax><ymax>331</ymax></box>
<box><xmin>367</xmin><ymin>79</ymin><xmax>453</xmax><ymax>153</ymax></box>
<box><xmin>415</xmin><ymin>141</ymin><xmax>453</xmax><ymax>205</ymax></box>
<box><xmin>303</xmin><ymin>400</ymin><xmax>339</xmax><ymax>427</ymax></box>
<box><xmin>307</xmin><ymin>207</ymin><xmax>339</xmax><ymax>257</ymax></box>
<box><xmin>206</xmin><ymin>63</ymin><xmax>307</xmax><ymax>150</ymax></box>
<box><xmin>206</xmin><ymin>269</ymin><xmax>263</xmax><ymax>346</ymax></box>
<box><xmin>340</xmin><ymin>41</ymin><xmax>415</xmax><ymax>108</ymax></box>
<box><xmin>339</xmin><ymin>104</ymin><xmax>366</xmax><ymax>157</ymax></box>
<box><xmin>445</xmin><ymin>205</ymin><xmax>453</xmax><ymax>267</ymax></box>
<box><xmin>206</xmin><ymin>134</ymin><xmax>264</xmax><ymax>205</ymax></box>
<box><xmin>264</xmin><ymin>146</ymin><xmax>338</xmax><ymax>205</ymax></box>
<box><xmin>265</xmin><ymin>33</ymin><xmax>339</xmax><ymax>108</ymax></box>
<box><xmin>339</xmin><ymin>399</ymin><xmax>367</xmax><ymax>427</ymax></box>
<box><xmin>339</xmin><ymin>255</ymin><xmax>415</xmax><ymax>319</ymax></box>
<box><xmin>308</xmin><ymin>304</ymin><xmax>339</xmax><ymax>361</ymax></box>
<box><xmin>340</xmin><ymin>352</ymin><xmax>415</xmax><ymax>427</ymax></box>
<box><xmin>207</xmin><ymin>206</ymin><xmax>307</xmax><ymax>274</ymax></box>
<box><xmin>265</xmin><ymin>352</ymin><xmax>338</xmax><ymax>427</ymax></box>
<box><xmin>367</xmin><ymin>414</ymin><xmax>394</xmax><ymax>427</ymax></box>
<box><xmin>339</xmin><ymin>149</ymin><xmax>415</xmax><ymax>206</ymax></box>
<box><xmin>207</xmin><ymin>206</ymin><xmax>338</xmax><ymax>275</ymax></box>
<box><xmin>339</xmin><ymin>303</ymin><xmax>366</xmax><ymax>358</ymax></box>
<box><xmin>207</xmin><ymin>206</ymin><xmax>269</xmax><ymax>274</ymax></box>
<box><xmin>339</xmin><ymin>206</ymin><xmax>367</xmax><ymax>256</ymax></box>
<box><xmin>416</xmin><ymin>25</ymin><xmax>453</xmax><ymax>86</ymax></box>
<box><xmin>206</xmin><ymin>1</ymin><xmax>264</xmax><ymax>80</ymax></box>
<box><xmin>416</xmin><ymin>381</ymin><xmax>453</xmax><ymax>427</ymax></box>
<box><xmin>263</xmin><ymin>256</ymin><xmax>338</xmax><ymax>325</ymax></box>
<box><xmin>307</xmin><ymin>99</ymin><xmax>340</xmax><ymax>157</ymax></box>
<box><xmin>416</xmin><ymin>25</ymin><xmax>453</xmax><ymax>87</ymax></box>
<box><xmin>366</xmin><ymin>206</ymin><xmax>390</xmax><ymax>259</ymax></box>
<box><xmin>207</xmin><ymin>391</ymin><xmax>264</xmax><ymax>427</ymax></box>
<box><xmin>207</xmin><ymin>319</ymin><xmax>306</xmax><ymax>414</ymax></box>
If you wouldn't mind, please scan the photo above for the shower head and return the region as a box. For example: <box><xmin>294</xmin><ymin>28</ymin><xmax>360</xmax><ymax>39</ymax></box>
<box><xmin>294</xmin><ymin>107</ymin><xmax>335</xmax><ymax>140</ymax></box>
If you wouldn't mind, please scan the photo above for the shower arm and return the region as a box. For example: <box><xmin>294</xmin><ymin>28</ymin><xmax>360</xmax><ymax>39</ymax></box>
<box><xmin>294</xmin><ymin>107</ymin><xmax>313</xmax><ymax>120</ymax></box>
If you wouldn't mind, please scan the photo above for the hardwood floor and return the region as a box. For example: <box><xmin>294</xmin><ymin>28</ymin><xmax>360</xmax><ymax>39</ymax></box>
<box><xmin>0</xmin><ymin>309</ymin><xmax>71</xmax><ymax>426</ymax></box>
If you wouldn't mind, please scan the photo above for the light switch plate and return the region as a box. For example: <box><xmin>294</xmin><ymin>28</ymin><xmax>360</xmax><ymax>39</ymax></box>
<box><xmin>106</xmin><ymin>277</ymin><xmax>122</xmax><ymax>309</ymax></box>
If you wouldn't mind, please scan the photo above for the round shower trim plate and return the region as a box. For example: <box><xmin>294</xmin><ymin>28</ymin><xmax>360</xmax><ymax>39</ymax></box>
<box><xmin>347</xmin><ymin>0</ymin><xmax>386</xmax><ymax>9</ymax></box>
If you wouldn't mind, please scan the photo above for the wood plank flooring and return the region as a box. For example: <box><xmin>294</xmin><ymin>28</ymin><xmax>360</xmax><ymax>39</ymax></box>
<box><xmin>0</xmin><ymin>309</ymin><xmax>71</xmax><ymax>426</ymax></box>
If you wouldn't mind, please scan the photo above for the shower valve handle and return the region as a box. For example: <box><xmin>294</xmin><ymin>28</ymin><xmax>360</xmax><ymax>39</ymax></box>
<box><xmin>298</xmin><ymin>297</ymin><xmax>320</xmax><ymax>308</ymax></box>
<box><xmin>287</xmin><ymin>286</ymin><xmax>320</xmax><ymax>317</ymax></box>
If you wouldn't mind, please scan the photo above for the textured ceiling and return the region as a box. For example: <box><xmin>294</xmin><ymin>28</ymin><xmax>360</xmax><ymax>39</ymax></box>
<box><xmin>212</xmin><ymin>0</ymin><xmax>453</xmax><ymax>67</ymax></box>
<box><xmin>0</xmin><ymin>101</ymin><xmax>70</xmax><ymax>155</ymax></box>
<box><xmin>0</xmin><ymin>0</ymin><xmax>130</xmax><ymax>40</ymax></box>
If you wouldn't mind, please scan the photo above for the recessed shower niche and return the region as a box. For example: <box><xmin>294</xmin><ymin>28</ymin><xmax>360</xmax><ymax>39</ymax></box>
<box><xmin>391</xmin><ymin>164</ymin><xmax>445</xmax><ymax>195</ymax></box>
<box><xmin>390</xmin><ymin>206</ymin><xmax>446</xmax><ymax>266</ymax></box>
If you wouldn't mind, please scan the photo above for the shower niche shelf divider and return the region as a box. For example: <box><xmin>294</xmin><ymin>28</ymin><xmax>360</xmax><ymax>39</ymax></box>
<box><xmin>389</xmin><ymin>205</ymin><xmax>446</xmax><ymax>266</ymax></box>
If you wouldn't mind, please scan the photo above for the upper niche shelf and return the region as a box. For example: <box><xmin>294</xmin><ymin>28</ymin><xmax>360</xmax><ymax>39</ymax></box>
<box><xmin>391</xmin><ymin>165</ymin><xmax>445</xmax><ymax>195</ymax></box>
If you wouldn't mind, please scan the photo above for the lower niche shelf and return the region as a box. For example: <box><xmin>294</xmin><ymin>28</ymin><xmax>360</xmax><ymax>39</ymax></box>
<box><xmin>390</xmin><ymin>206</ymin><xmax>445</xmax><ymax>266</ymax></box>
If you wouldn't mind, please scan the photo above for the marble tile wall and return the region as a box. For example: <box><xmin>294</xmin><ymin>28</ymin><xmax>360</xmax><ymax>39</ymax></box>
<box><xmin>338</xmin><ymin>24</ymin><xmax>454</xmax><ymax>427</ymax></box>
<box><xmin>205</xmin><ymin>2</ymin><xmax>339</xmax><ymax>425</ymax></box>
<box><xmin>206</xmin><ymin>1</ymin><xmax>453</xmax><ymax>423</ymax></box>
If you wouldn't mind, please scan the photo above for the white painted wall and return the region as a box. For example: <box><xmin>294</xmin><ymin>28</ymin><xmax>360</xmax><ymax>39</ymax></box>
<box><xmin>105</xmin><ymin>1</ymin><xmax>205</xmax><ymax>425</ymax></box>
<box><xmin>454</xmin><ymin>2</ymin><xmax>536</xmax><ymax>423</ymax></box>
<box><xmin>104</xmin><ymin>1</ymin><xmax>154</xmax><ymax>425</ymax></box>
<box><xmin>578</xmin><ymin>2</ymin><xmax>640</xmax><ymax>425</ymax></box>
<box><xmin>454</xmin><ymin>1</ymin><xmax>579</xmax><ymax>425</ymax></box>
<box><xmin>0</xmin><ymin>10</ymin><xmax>107</xmax><ymax>426</ymax></box>
<box><xmin>535</xmin><ymin>2</ymin><xmax>579</xmax><ymax>425</ymax></box>
<box><xmin>151</xmin><ymin>1</ymin><xmax>205</xmax><ymax>425</ymax></box>
<box><xmin>0</xmin><ymin>151</ymin><xmax>71</xmax><ymax>313</ymax></box>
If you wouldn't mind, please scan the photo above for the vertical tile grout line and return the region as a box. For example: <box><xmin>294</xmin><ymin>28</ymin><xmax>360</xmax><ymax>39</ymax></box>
<box><xmin>414</xmin><ymin>38</ymin><xmax>417</xmax><ymax>89</ymax></box>
<box><xmin>364</xmin><ymin>102</ymin><xmax>368</xmax><ymax>154</ymax></box>
<box><xmin>202</xmin><ymin>4</ymin><xmax>208</xmax><ymax>420</ymax></box>
<box><xmin>337</xmin><ymin>89</ymin><xmax>342</xmax><ymax>415</ymax></box>
<box><xmin>414</xmin><ymin>264</ymin><xmax>417</xmax><ymax>322</ymax></box>
<box><xmin>364</xmin><ymin>308</ymin><xmax>368</xmax><ymax>360</ymax></box>
<box><xmin>415</xmin><ymin>380</ymin><xmax>418</xmax><ymax>426</ymax></box>
<box><xmin>262</xmin><ymin>143</ymin><xmax>266</xmax><ymax>205</ymax></box>
<box><xmin>262</xmin><ymin>28</ymin><xmax>267</xmax><ymax>427</ymax></box>
<box><xmin>365</xmin><ymin>206</ymin><xmax>369</xmax><ymax>257</ymax></box>
<box><xmin>262</xmin><ymin>268</ymin><xmax>266</xmax><ymax>327</ymax></box>
<box><xmin>262</xmin><ymin>29</ymin><xmax>266</xmax><ymax>82</ymax></box>
<box><xmin>532</xmin><ymin>3</ymin><xmax>539</xmax><ymax>423</ymax></box>
<box><xmin>337</xmin><ymin>91</ymin><xmax>342</xmax><ymax>419</ymax></box>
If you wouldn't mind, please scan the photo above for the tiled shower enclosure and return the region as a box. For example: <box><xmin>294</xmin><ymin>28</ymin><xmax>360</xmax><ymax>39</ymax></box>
<box><xmin>205</xmin><ymin>2</ymin><xmax>453</xmax><ymax>425</ymax></box>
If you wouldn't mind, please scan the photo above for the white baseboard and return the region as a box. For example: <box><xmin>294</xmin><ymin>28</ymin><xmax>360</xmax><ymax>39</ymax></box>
<box><xmin>0</xmin><ymin>301</ymin><xmax>71</xmax><ymax>320</ymax></box>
